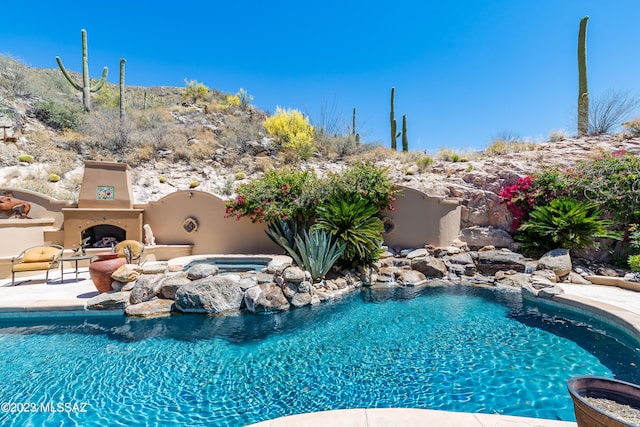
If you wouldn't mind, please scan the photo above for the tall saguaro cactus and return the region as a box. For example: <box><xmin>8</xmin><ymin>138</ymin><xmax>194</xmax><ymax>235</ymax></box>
<box><xmin>352</xmin><ymin>107</ymin><xmax>360</xmax><ymax>143</ymax></box>
<box><xmin>119</xmin><ymin>58</ymin><xmax>126</xmax><ymax>142</ymax></box>
<box><xmin>56</xmin><ymin>29</ymin><xmax>108</xmax><ymax>111</ymax></box>
<box><xmin>390</xmin><ymin>87</ymin><xmax>398</xmax><ymax>150</ymax></box>
<box><xmin>402</xmin><ymin>115</ymin><xmax>408</xmax><ymax>152</ymax></box>
<box><xmin>577</xmin><ymin>16</ymin><xmax>589</xmax><ymax>136</ymax></box>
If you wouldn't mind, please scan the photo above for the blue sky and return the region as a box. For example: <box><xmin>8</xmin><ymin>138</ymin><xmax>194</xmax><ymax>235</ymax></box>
<box><xmin>2</xmin><ymin>1</ymin><xmax>640</xmax><ymax>152</ymax></box>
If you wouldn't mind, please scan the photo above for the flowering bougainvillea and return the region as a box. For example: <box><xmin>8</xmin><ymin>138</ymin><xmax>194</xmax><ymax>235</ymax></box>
<box><xmin>499</xmin><ymin>171</ymin><xmax>567</xmax><ymax>232</ymax></box>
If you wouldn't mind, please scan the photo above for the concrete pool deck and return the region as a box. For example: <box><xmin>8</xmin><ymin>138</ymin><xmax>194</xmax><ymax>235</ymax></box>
<box><xmin>3</xmin><ymin>270</ymin><xmax>640</xmax><ymax>426</ymax></box>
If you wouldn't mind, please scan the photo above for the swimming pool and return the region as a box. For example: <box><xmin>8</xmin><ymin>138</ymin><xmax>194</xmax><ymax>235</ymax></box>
<box><xmin>1</xmin><ymin>286</ymin><xmax>638</xmax><ymax>426</ymax></box>
<box><xmin>183</xmin><ymin>256</ymin><xmax>272</xmax><ymax>273</ymax></box>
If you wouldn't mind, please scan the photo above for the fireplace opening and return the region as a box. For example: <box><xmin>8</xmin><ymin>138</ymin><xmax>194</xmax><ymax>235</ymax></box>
<box><xmin>82</xmin><ymin>225</ymin><xmax>126</xmax><ymax>248</ymax></box>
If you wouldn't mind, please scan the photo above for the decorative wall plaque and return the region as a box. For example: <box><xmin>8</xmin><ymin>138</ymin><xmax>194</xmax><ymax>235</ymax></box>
<box><xmin>183</xmin><ymin>217</ymin><xmax>198</xmax><ymax>233</ymax></box>
<box><xmin>96</xmin><ymin>186</ymin><xmax>115</xmax><ymax>200</ymax></box>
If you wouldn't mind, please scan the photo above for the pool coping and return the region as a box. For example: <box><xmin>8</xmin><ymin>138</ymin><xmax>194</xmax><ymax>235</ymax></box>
<box><xmin>245</xmin><ymin>407</ymin><xmax>577</xmax><ymax>426</ymax></box>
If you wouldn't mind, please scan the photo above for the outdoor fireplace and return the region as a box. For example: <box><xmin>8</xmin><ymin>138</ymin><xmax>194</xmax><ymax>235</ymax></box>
<box><xmin>62</xmin><ymin>161</ymin><xmax>143</xmax><ymax>248</ymax></box>
<box><xmin>82</xmin><ymin>224</ymin><xmax>126</xmax><ymax>248</ymax></box>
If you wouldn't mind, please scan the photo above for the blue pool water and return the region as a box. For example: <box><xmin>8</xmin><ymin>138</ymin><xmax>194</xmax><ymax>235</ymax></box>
<box><xmin>184</xmin><ymin>257</ymin><xmax>271</xmax><ymax>273</ymax></box>
<box><xmin>1</xmin><ymin>286</ymin><xmax>639</xmax><ymax>426</ymax></box>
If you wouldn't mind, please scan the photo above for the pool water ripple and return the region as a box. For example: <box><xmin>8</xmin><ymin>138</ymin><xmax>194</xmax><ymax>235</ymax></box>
<box><xmin>1</xmin><ymin>286</ymin><xmax>639</xmax><ymax>426</ymax></box>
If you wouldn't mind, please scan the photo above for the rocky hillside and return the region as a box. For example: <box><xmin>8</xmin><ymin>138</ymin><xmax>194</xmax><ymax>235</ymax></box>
<box><xmin>1</xmin><ymin>55</ymin><xmax>640</xmax><ymax>239</ymax></box>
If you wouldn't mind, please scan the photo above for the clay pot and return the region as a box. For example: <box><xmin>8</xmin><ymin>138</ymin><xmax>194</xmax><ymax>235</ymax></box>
<box><xmin>89</xmin><ymin>254</ymin><xmax>126</xmax><ymax>293</ymax></box>
<box><xmin>568</xmin><ymin>376</ymin><xmax>640</xmax><ymax>427</ymax></box>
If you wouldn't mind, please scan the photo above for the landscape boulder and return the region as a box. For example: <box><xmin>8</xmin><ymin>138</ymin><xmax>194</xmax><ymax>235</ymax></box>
<box><xmin>174</xmin><ymin>276</ymin><xmax>244</xmax><ymax>314</ymax></box>
<box><xmin>87</xmin><ymin>291</ymin><xmax>131</xmax><ymax>310</ymax></box>
<box><xmin>130</xmin><ymin>274</ymin><xmax>166</xmax><ymax>304</ymax></box>
<box><xmin>537</xmin><ymin>248</ymin><xmax>572</xmax><ymax>279</ymax></box>
<box><xmin>411</xmin><ymin>256</ymin><xmax>448</xmax><ymax>278</ymax></box>
<box><xmin>186</xmin><ymin>263</ymin><xmax>219</xmax><ymax>280</ymax></box>
<box><xmin>125</xmin><ymin>299</ymin><xmax>174</xmax><ymax>318</ymax></box>
<box><xmin>476</xmin><ymin>249</ymin><xmax>528</xmax><ymax>275</ymax></box>
<box><xmin>244</xmin><ymin>283</ymin><xmax>290</xmax><ymax>313</ymax></box>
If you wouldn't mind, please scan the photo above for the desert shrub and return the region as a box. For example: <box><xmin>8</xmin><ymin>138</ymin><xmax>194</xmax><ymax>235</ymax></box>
<box><xmin>416</xmin><ymin>156</ymin><xmax>434</xmax><ymax>171</ymax></box>
<box><xmin>0</xmin><ymin>55</ymin><xmax>31</xmax><ymax>98</ymax></box>
<box><xmin>225</xmin><ymin>168</ymin><xmax>320</xmax><ymax>223</ymax></box>
<box><xmin>622</xmin><ymin>119</ymin><xmax>640</xmax><ymax>137</ymax></box>
<box><xmin>569</xmin><ymin>150</ymin><xmax>640</xmax><ymax>223</ymax></box>
<box><xmin>189</xmin><ymin>180</ymin><xmax>199</xmax><ymax>188</ymax></box>
<box><xmin>237</xmin><ymin>88</ymin><xmax>253</xmax><ymax>110</ymax></box>
<box><xmin>517</xmin><ymin>197</ymin><xmax>622</xmax><ymax>255</ymax></box>
<box><xmin>235</xmin><ymin>172</ymin><xmax>246</xmax><ymax>180</ymax></box>
<box><xmin>314</xmin><ymin>195</ymin><xmax>384</xmax><ymax>268</ymax></box>
<box><xmin>159</xmin><ymin>176</ymin><xmax>167</xmax><ymax>183</ymax></box>
<box><xmin>484</xmin><ymin>138</ymin><xmax>536</xmax><ymax>156</ymax></box>
<box><xmin>588</xmin><ymin>89</ymin><xmax>640</xmax><ymax>135</ymax></box>
<box><xmin>93</xmin><ymin>85</ymin><xmax>120</xmax><ymax>110</ymax></box>
<box><xmin>47</xmin><ymin>173</ymin><xmax>60</xmax><ymax>182</ymax></box>
<box><xmin>181</xmin><ymin>79</ymin><xmax>209</xmax><ymax>103</ymax></box>
<box><xmin>31</xmin><ymin>100</ymin><xmax>83</xmax><ymax>131</ymax></box>
<box><xmin>263</xmin><ymin>107</ymin><xmax>315</xmax><ymax>160</ymax></box>
<box><xmin>548</xmin><ymin>129</ymin><xmax>567</xmax><ymax>142</ymax></box>
<box><xmin>18</xmin><ymin>154</ymin><xmax>34</xmax><ymax>163</ymax></box>
<box><xmin>326</xmin><ymin>162</ymin><xmax>400</xmax><ymax>213</ymax></box>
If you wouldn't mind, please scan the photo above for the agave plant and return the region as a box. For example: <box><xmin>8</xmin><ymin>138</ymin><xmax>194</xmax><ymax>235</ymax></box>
<box><xmin>314</xmin><ymin>195</ymin><xmax>384</xmax><ymax>267</ymax></box>
<box><xmin>287</xmin><ymin>228</ymin><xmax>346</xmax><ymax>281</ymax></box>
<box><xmin>517</xmin><ymin>196</ymin><xmax>622</xmax><ymax>254</ymax></box>
<box><xmin>266</xmin><ymin>218</ymin><xmax>345</xmax><ymax>280</ymax></box>
<box><xmin>265</xmin><ymin>218</ymin><xmax>305</xmax><ymax>253</ymax></box>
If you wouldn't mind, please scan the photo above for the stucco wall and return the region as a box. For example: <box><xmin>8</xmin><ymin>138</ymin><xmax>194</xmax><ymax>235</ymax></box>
<box><xmin>382</xmin><ymin>187</ymin><xmax>461</xmax><ymax>249</ymax></box>
<box><xmin>140</xmin><ymin>187</ymin><xmax>461</xmax><ymax>255</ymax></box>
<box><xmin>139</xmin><ymin>190</ymin><xmax>280</xmax><ymax>255</ymax></box>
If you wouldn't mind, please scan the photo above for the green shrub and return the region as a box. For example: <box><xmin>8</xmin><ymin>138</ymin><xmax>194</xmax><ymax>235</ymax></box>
<box><xmin>47</xmin><ymin>173</ymin><xmax>60</xmax><ymax>182</ymax></box>
<box><xmin>159</xmin><ymin>176</ymin><xmax>167</xmax><ymax>183</ymax></box>
<box><xmin>416</xmin><ymin>156</ymin><xmax>434</xmax><ymax>171</ymax></box>
<box><xmin>189</xmin><ymin>180</ymin><xmax>199</xmax><ymax>188</ymax></box>
<box><xmin>517</xmin><ymin>197</ymin><xmax>622</xmax><ymax>254</ymax></box>
<box><xmin>263</xmin><ymin>107</ymin><xmax>315</xmax><ymax>160</ymax></box>
<box><xmin>326</xmin><ymin>162</ymin><xmax>400</xmax><ymax>214</ymax></box>
<box><xmin>628</xmin><ymin>254</ymin><xmax>640</xmax><ymax>272</ymax></box>
<box><xmin>32</xmin><ymin>100</ymin><xmax>83</xmax><ymax>130</ymax></box>
<box><xmin>569</xmin><ymin>151</ymin><xmax>640</xmax><ymax>223</ymax></box>
<box><xmin>18</xmin><ymin>154</ymin><xmax>34</xmax><ymax>163</ymax></box>
<box><xmin>225</xmin><ymin>168</ymin><xmax>320</xmax><ymax>223</ymax></box>
<box><xmin>234</xmin><ymin>172</ymin><xmax>246</xmax><ymax>180</ymax></box>
<box><xmin>314</xmin><ymin>195</ymin><xmax>385</xmax><ymax>268</ymax></box>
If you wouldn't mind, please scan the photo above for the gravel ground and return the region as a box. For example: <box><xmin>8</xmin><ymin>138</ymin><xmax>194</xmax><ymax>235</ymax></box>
<box><xmin>584</xmin><ymin>397</ymin><xmax>640</xmax><ymax>426</ymax></box>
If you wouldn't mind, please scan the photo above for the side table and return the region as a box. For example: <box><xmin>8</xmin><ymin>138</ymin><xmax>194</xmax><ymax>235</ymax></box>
<box><xmin>59</xmin><ymin>254</ymin><xmax>94</xmax><ymax>282</ymax></box>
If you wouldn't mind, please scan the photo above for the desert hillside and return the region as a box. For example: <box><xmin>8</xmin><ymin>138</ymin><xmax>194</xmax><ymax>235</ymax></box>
<box><xmin>1</xmin><ymin>54</ymin><xmax>639</xmax><ymax>235</ymax></box>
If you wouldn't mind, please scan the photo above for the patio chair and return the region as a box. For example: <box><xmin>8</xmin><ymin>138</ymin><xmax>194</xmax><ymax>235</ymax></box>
<box><xmin>11</xmin><ymin>244</ymin><xmax>64</xmax><ymax>286</ymax></box>
<box><xmin>113</xmin><ymin>240</ymin><xmax>145</xmax><ymax>264</ymax></box>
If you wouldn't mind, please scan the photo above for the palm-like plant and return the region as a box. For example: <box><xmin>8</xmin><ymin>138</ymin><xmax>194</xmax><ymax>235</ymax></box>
<box><xmin>517</xmin><ymin>197</ymin><xmax>622</xmax><ymax>254</ymax></box>
<box><xmin>314</xmin><ymin>195</ymin><xmax>384</xmax><ymax>267</ymax></box>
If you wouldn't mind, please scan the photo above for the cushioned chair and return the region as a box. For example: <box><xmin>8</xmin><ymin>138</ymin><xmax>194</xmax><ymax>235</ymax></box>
<box><xmin>11</xmin><ymin>244</ymin><xmax>64</xmax><ymax>286</ymax></box>
<box><xmin>113</xmin><ymin>240</ymin><xmax>145</xmax><ymax>264</ymax></box>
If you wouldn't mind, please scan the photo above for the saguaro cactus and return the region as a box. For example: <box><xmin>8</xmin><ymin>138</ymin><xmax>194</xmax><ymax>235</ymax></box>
<box><xmin>577</xmin><ymin>16</ymin><xmax>589</xmax><ymax>136</ymax></box>
<box><xmin>402</xmin><ymin>115</ymin><xmax>408</xmax><ymax>152</ymax></box>
<box><xmin>119</xmin><ymin>58</ymin><xmax>126</xmax><ymax>142</ymax></box>
<box><xmin>352</xmin><ymin>107</ymin><xmax>360</xmax><ymax>143</ymax></box>
<box><xmin>390</xmin><ymin>87</ymin><xmax>399</xmax><ymax>150</ymax></box>
<box><xmin>56</xmin><ymin>29</ymin><xmax>108</xmax><ymax>111</ymax></box>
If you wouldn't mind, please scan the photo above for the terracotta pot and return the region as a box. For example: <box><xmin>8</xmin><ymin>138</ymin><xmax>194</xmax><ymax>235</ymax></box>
<box><xmin>89</xmin><ymin>255</ymin><xmax>126</xmax><ymax>293</ymax></box>
<box><xmin>568</xmin><ymin>376</ymin><xmax>640</xmax><ymax>427</ymax></box>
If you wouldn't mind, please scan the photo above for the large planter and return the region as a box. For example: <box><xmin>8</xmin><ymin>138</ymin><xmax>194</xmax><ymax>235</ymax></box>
<box><xmin>568</xmin><ymin>376</ymin><xmax>640</xmax><ymax>427</ymax></box>
<box><xmin>89</xmin><ymin>253</ymin><xmax>126</xmax><ymax>294</ymax></box>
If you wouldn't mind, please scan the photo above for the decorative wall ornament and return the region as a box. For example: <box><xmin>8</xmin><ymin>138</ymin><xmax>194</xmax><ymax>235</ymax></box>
<box><xmin>183</xmin><ymin>217</ymin><xmax>198</xmax><ymax>233</ymax></box>
<box><xmin>382</xmin><ymin>217</ymin><xmax>396</xmax><ymax>235</ymax></box>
